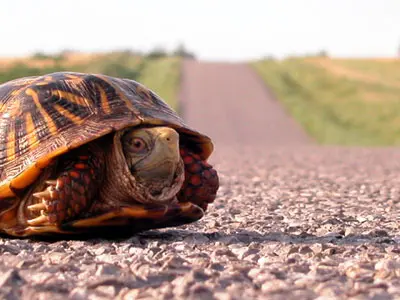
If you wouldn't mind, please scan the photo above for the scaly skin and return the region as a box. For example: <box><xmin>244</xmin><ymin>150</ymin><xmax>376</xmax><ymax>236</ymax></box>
<box><xmin>27</xmin><ymin>147</ymin><xmax>104</xmax><ymax>226</ymax></box>
<box><xmin>177</xmin><ymin>148</ymin><xmax>219</xmax><ymax>210</ymax></box>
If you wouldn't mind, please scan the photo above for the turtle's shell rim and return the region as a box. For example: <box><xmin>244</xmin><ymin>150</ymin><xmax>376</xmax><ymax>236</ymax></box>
<box><xmin>0</xmin><ymin>72</ymin><xmax>214</xmax><ymax>195</ymax></box>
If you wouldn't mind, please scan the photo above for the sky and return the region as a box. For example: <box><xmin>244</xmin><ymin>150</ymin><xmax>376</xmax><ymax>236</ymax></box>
<box><xmin>0</xmin><ymin>0</ymin><xmax>399</xmax><ymax>61</ymax></box>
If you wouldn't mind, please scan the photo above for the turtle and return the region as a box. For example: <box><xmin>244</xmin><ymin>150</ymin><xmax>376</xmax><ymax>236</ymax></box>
<box><xmin>0</xmin><ymin>72</ymin><xmax>219</xmax><ymax>237</ymax></box>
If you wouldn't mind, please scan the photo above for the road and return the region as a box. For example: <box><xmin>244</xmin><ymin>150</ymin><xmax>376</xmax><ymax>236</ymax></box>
<box><xmin>179</xmin><ymin>60</ymin><xmax>310</xmax><ymax>147</ymax></box>
<box><xmin>1</xmin><ymin>60</ymin><xmax>400</xmax><ymax>299</ymax></box>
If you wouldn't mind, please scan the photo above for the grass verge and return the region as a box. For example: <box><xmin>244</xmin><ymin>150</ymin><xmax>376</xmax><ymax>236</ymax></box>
<box><xmin>251</xmin><ymin>58</ymin><xmax>400</xmax><ymax>146</ymax></box>
<box><xmin>138</xmin><ymin>56</ymin><xmax>182</xmax><ymax>111</ymax></box>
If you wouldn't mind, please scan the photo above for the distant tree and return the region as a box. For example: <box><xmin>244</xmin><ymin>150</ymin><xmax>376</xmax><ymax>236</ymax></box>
<box><xmin>111</xmin><ymin>49</ymin><xmax>143</xmax><ymax>57</ymax></box>
<box><xmin>263</xmin><ymin>55</ymin><xmax>276</xmax><ymax>61</ymax></box>
<box><xmin>316</xmin><ymin>50</ymin><xmax>329</xmax><ymax>57</ymax></box>
<box><xmin>31</xmin><ymin>52</ymin><xmax>52</xmax><ymax>60</ymax></box>
<box><xmin>301</xmin><ymin>50</ymin><xmax>329</xmax><ymax>58</ymax></box>
<box><xmin>31</xmin><ymin>51</ymin><xmax>67</xmax><ymax>63</ymax></box>
<box><xmin>172</xmin><ymin>44</ymin><xmax>196</xmax><ymax>59</ymax></box>
<box><xmin>58</xmin><ymin>49</ymin><xmax>78</xmax><ymax>56</ymax></box>
<box><xmin>101</xmin><ymin>63</ymin><xmax>140</xmax><ymax>79</ymax></box>
<box><xmin>146</xmin><ymin>47</ymin><xmax>169</xmax><ymax>59</ymax></box>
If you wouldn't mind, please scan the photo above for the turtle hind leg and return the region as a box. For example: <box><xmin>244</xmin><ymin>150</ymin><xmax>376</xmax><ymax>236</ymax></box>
<box><xmin>177</xmin><ymin>148</ymin><xmax>219</xmax><ymax>211</ymax></box>
<box><xmin>27</xmin><ymin>146</ymin><xmax>104</xmax><ymax>226</ymax></box>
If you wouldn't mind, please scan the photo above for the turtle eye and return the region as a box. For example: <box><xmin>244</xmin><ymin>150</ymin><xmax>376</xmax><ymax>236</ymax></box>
<box><xmin>131</xmin><ymin>137</ymin><xmax>147</xmax><ymax>153</ymax></box>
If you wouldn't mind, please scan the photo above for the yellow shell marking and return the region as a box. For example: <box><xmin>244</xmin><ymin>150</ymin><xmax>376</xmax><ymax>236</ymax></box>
<box><xmin>10</xmin><ymin>87</ymin><xmax>24</xmax><ymax>97</ymax></box>
<box><xmin>71</xmin><ymin>205</ymin><xmax>168</xmax><ymax>227</ymax></box>
<box><xmin>97</xmin><ymin>75</ymin><xmax>137</xmax><ymax>113</ymax></box>
<box><xmin>52</xmin><ymin>90</ymin><xmax>91</xmax><ymax>107</ymax></box>
<box><xmin>64</xmin><ymin>74</ymin><xmax>81</xmax><ymax>80</ymax></box>
<box><xmin>53</xmin><ymin>104</ymin><xmax>84</xmax><ymax>125</ymax></box>
<box><xmin>136</xmin><ymin>84</ymin><xmax>152</xmax><ymax>101</ymax></box>
<box><xmin>10</xmin><ymin>163</ymin><xmax>42</xmax><ymax>190</ymax></box>
<box><xmin>10</xmin><ymin>145</ymin><xmax>70</xmax><ymax>190</ymax></box>
<box><xmin>26</xmin><ymin>88</ymin><xmax>58</xmax><ymax>135</ymax></box>
<box><xmin>4</xmin><ymin>98</ymin><xmax>21</xmax><ymax>118</ymax></box>
<box><xmin>35</xmin><ymin>81</ymin><xmax>49</xmax><ymax>86</ymax></box>
<box><xmin>64</xmin><ymin>75</ymin><xmax>86</xmax><ymax>90</ymax></box>
<box><xmin>6</xmin><ymin>127</ymin><xmax>15</xmax><ymax>162</ymax></box>
<box><xmin>25</xmin><ymin>112</ymin><xmax>38</xmax><ymax>151</ymax></box>
<box><xmin>96</xmin><ymin>84</ymin><xmax>111</xmax><ymax>114</ymax></box>
<box><xmin>35</xmin><ymin>145</ymin><xmax>69</xmax><ymax>168</ymax></box>
<box><xmin>0</xmin><ymin>185</ymin><xmax>15</xmax><ymax>198</ymax></box>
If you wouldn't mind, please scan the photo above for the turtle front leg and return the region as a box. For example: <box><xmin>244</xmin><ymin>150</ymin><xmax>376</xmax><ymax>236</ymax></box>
<box><xmin>27</xmin><ymin>148</ymin><xmax>104</xmax><ymax>226</ymax></box>
<box><xmin>177</xmin><ymin>148</ymin><xmax>219</xmax><ymax>211</ymax></box>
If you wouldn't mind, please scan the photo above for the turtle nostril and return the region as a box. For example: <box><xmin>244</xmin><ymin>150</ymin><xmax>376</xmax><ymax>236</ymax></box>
<box><xmin>158</xmin><ymin>128</ymin><xmax>179</xmax><ymax>144</ymax></box>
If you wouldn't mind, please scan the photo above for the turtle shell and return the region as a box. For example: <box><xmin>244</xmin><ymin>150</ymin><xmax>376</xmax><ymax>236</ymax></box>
<box><xmin>0</xmin><ymin>72</ymin><xmax>213</xmax><ymax>199</ymax></box>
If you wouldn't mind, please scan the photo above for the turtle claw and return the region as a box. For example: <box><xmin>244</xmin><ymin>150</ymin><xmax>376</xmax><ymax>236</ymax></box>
<box><xmin>32</xmin><ymin>190</ymin><xmax>51</xmax><ymax>199</ymax></box>
<box><xmin>27</xmin><ymin>203</ymin><xmax>46</xmax><ymax>211</ymax></box>
<box><xmin>28</xmin><ymin>183</ymin><xmax>54</xmax><ymax>226</ymax></box>
<box><xmin>27</xmin><ymin>214</ymin><xmax>49</xmax><ymax>226</ymax></box>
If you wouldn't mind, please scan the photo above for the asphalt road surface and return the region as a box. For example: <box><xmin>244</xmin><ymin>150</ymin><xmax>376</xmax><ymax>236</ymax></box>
<box><xmin>1</xmin><ymin>60</ymin><xmax>400</xmax><ymax>299</ymax></box>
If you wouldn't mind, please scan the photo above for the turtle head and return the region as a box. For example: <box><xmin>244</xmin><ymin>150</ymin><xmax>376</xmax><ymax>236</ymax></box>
<box><xmin>122</xmin><ymin>126</ymin><xmax>182</xmax><ymax>193</ymax></box>
<box><xmin>112</xmin><ymin>126</ymin><xmax>184</xmax><ymax>203</ymax></box>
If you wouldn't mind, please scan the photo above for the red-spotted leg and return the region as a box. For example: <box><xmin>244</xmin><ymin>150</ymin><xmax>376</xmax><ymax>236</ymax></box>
<box><xmin>27</xmin><ymin>148</ymin><xmax>104</xmax><ymax>226</ymax></box>
<box><xmin>177</xmin><ymin>148</ymin><xmax>219</xmax><ymax>211</ymax></box>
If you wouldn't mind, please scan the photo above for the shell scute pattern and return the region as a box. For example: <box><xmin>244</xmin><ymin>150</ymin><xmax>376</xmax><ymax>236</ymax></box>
<box><xmin>0</xmin><ymin>72</ymin><xmax>212</xmax><ymax>189</ymax></box>
<box><xmin>0</xmin><ymin>72</ymin><xmax>208</xmax><ymax>188</ymax></box>
<box><xmin>113</xmin><ymin>78</ymin><xmax>182</xmax><ymax>125</ymax></box>
<box><xmin>0</xmin><ymin>73</ymin><xmax>138</xmax><ymax>184</ymax></box>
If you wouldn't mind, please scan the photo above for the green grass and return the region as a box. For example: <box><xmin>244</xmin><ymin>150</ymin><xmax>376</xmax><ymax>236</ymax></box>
<box><xmin>138</xmin><ymin>56</ymin><xmax>182</xmax><ymax>111</ymax></box>
<box><xmin>251</xmin><ymin>58</ymin><xmax>400</xmax><ymax>146</ymax></box>
<box><xmin>0</xmin><ymin>52</ymin><xmax>182</xmax><ymax>110</ymax></box>
<box><xmin>328</xmin><ymin>59</ymin><xmax>400</xmax><ymax>85</ymax></box>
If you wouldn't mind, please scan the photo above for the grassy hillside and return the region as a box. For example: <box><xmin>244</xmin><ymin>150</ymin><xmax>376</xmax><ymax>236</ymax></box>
<box><xmin>138</xmin><ymin>57</ymin><xmax>182</xmax><ymax>110</ymax></box>
<box><xmin>0</xmin><ymin>51</ymin><xmax>181</xmax><ymax>110</ymax></box>
<box><xmin>252</xmin><ymin>58</ymin><xmax>400</xmax><ymax>146</ymax></box>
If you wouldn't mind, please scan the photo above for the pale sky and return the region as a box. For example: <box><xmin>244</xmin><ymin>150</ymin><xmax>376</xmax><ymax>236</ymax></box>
<box><xmin>0</xmin><ymin>0</ymin><xmax>399</xmax><ymax>61</ymax></box>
